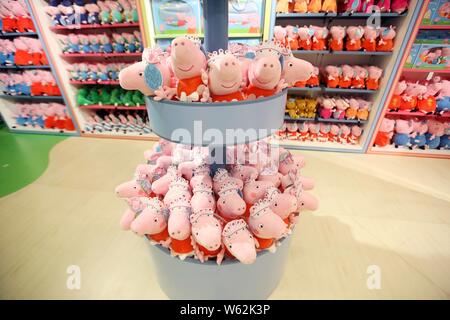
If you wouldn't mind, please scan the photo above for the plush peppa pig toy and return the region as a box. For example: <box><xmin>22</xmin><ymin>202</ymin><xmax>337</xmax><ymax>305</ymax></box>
<box><xmin>318</xmin><ymin>97</ymin><xmax>335</xmax><ymax>119</ymax></box>
<box><xmin>391</xmin><ymin>0</ymin><xmax>408</xmax><ymax>14</ymax></box>
<box><xmin>329</xmin><ymin>124</ymin><xmax>340</xmax><ymax>142</ymax></box>
<box><xmin>436</xmin><ymin>80</ymin><xmax>450</xmax><ymax>115</ymax></box>
<box><xmin>205</xmin><ymin>50</ymin><xmax>243</xmax><ymax>102</ymax></box>
<box><xmin>244</xmin><ymin>41</ymin><xmax>286</xmax><ymax>99</ymax></box>
<box><xmin>377</xmin><ymin>26</ymin><xmax>396</xmax><ymax>52</ymax></box>
<box><xmin>366</xmin><ymin>66</ymin><xmax>382</xmax><ymax>90</ymax></box>
<box><xmin>425</xmin><ymin>119</ymin><xmax>445</xmax><ymax>149</ymax></box>
<box><xmin>339</xmin><ymin>65</ymin><xmax>354</xmax><ymax>88</ymax></box>
<box><xmin>216</xmin><ymin>180</ymin><xmax>246</xmax><ymax>221</ymax></box>
<box><xmin>346</xmin><ymin>98</ymin><xmax>359</xmax><ymax>119</ymax></box>
<box><xmin>346</xmin><ymin>26</ymin><xmax>364</xmax><ymax>51</ymax></box>
<box><xmin>317</xmin><ymin>123</ymin><xmax>331</xmax><ymax>142</ymax></box>
<box><xmin>297</xmin><ymin>26</ymin><xmax>314</xmax><ymax>51</ymax></box>
<box><xmin>308</xmin><ymin>0</ymin><xmax>322</xmax><ymax>13</ymax></box>
<box><xmin>306</xmin><ymin>66</ymin><xmax>319</xmax><ymax>87</ymax></box>
<box><xmin>311</xmin><ymin>26</ymin><xmax>328</xmax><ymax>51</ymax></box>
<box><xmin>285</xmin><ymin>122</ymin><xmax>298</xmax><ymax>140</ymax></box>
<box><xmin>281</xmin><ymin>54</ymin><xmax>314</xmax><ymax>88</ymax></box>
<box><xmin>333</xmin><ymin>97</ymin><xmax>349</xmax><ymax>120</ymax></box>
<box><xmin>322</xmin><ymin>0</ymin><xmax>338</xmax><ymax>13</ymax></box>
<box><xmin>362</xmin><ymin>26</ymin><xmax>379</xmax><ymax>52</ymax></box>
<box><xmin>273</xmin><ymin>26</ymin><xmax>287</xmax><ymax>47</ymax></box>
<box><xmin>293</xmin><ymin>0</ymin><xmax>308</xmax><ymax>13</ymax></box>
<box><xmin>389</xmin><ymin>80</ymin><xmax>407</xmax><ymax>111</ymax></box>
<box><xmin>393</xmin><ymin>119</ymin><xmax>413</xmax><ymax>148</ymax></box>
<box><xmin>285</xmin><ymin>25</ymin><xmax>299</xmax><ymax>51</ymax></box>
<box><xmin>167</xmin><ymin>197</ymin><xmax>195</xmax><ymax>259</ymax></box>
<box><xmin>374</xmin><ymin>117</ymin><xmax>395</xmax><ymax>147</ymax></box>
<box><xmin>329</xmin><ymin>26</ymin><xmax>346</xmax><ymax>52</ymax></box>
<box><xmin>376</xmin><ymin>0</ymin><xmax>392</xmax><ymax>13</ymax></box>
<box><xmin>222</xmin><ymin>219</ymin><xmax>257</xmax><ymax>265</ymax></box>
<box><xmin>347</xmin><ymin>125</ymin><xmax>362</xmax><ymax>145</ymax></box>
<box><xmin>325</xmin><ymin>65</ymin><xmax>340</xmax><ymax>88</ymax></box>
<box><xmin>409</xmin><ymin>119</ymin><xmax>428</xmax><ymax>150</ymax></box>
<box><xmin>351</xmin><ymin>65</ymin><xmax>367</xmax><ymax>89</ymax></box>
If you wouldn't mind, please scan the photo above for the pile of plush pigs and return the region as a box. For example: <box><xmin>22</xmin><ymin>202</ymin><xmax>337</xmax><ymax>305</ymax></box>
<box><xmin>115</xmin><ymin>139</ymin><xmax>318</xmax><ymax>265</ymax></box>
<box><xmin>118</xmin><ymin>36</ymin><xmax>314</xmax><ymax>103</ymax></box>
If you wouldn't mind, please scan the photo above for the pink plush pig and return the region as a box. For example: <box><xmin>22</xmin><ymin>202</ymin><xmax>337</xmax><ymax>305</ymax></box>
<box><xmin>348</xmin><ymin>125</ymin><xmax>362</xmax><ymax>144</ymax></box>
<box><xmin>391</xmin><ymin>0</ymin><xmax>408</xmax><ymax>13</ymax></box>
<box><xmin>278</xmin><ymin>148</ymin><xmax>305</xmax><ymax>175</ymax></box>
<box><xmin>213</xmin><ymin>168</ymin><xmax>243</xmax><ymax>194</ymax></box>
<box><xmin>273</xmin><ymin>25</ymin><xmax>287</xmax><ymax>47</ymax></box>
<box><xmin>377</xmin><ymin>26</ymin><xmax>396</xmax><ymax>52</ymax></box>
<box><xmin>377</xmin><ymin>0</ymin><xmax>392</xmax><ymax>13</ymax></box>
<box><xmin>119</xmin><ymin>47</ymin><xmax>171</xmax><ymax>96</ymax></box>
<box><xmin>265</xmin><ymin>187</ymin><xmax>297</xmax><ymax>221</ymax></box>
<box><xmin>297</xmin><ymin>26</ymin><xmax>314</xmax><ymax>50</ymax></box>
<box><xmin>244</xmin><ymin>42</ymin><xmax>286</xmax><ymax>99</ymax></box>
<box><xmin>189</xmin><ymin>163</ymin><xmax>212</xmax><ymax>189</ymax></box>
<box><xmin>191</xmin><ymin>175</ymin><xmax>216</xmax><ymax>213</ymax></box>
<box><xmin>257</xmin><ymin>171</ymin><xmax>283</xmax><ymax>188</ymax></box>
<box><xmin>346</xmin><ymin>26</ymin><xmax>364</xmax><ymax>51</ymax></box>
<box><xmin>190</xmin><ymin>209</ymin><xmax>224</xmax><ymax>264</ymax></box>
<box><xmin>130</xmin><ymin>198</ymin><xmax>170</xmax><ymax>247</ymax></box>
<box><xmin>333</xmin><ymin>97</ymin><xmax>349</xmax><ymax>119</ymax></box>
<box><xmin>362</xmin><ymin>26</ymin><xmax>379</xmax><ymax>52</ymax></box>
<box><xmin>222</xmin><ymin>219</ymin><xmax>257</xmax><ymax>264</ymax></box>
<box><xmin>206</xmin><ymin>50</ymin><xmax>244</xmax><ymax>102</ymax></box>
<box><xmin>115</xmin><ymin>178</ymin><xmax>151</xmax><ymax>198</ymax></box>
<box><xmin>329</xmin><ymin>26</ymin><xmax>346</xmax><ymax>51</ymax></box>
<box><xmin>230</xmin><ymin>164</ymin><xmax>258</xmax><ymax>183</ymax></box>
<box><xmin>325</xmin><ymin>65</ymin><xmax>340</xmax><ymax>88</ymax></box>
<box><xmin>284</xmin><ymin>178</ymin><xmax>319</xmax><ymax>212</ymax></box>
<box><xmin>163</xmin><ymin>176</ymin><xmax>192</xmax><ymax>206</ymax></box>
<box><xmin>285</xmin><ymin>25</ymin><xmax>299</xmax><ymax>50</ymax></box>
<box><xmin>366</xmin><ymin>66</ymin><xmax>383</xmax><ymax>90</ymax></box>
<box><xmin>151</xmin><ymin>165</ymin><xmax>178</xmax><ymax>196</ymax></box>
<box><xmin>374</xmin><ymin>118</ymin><xmax>395</xmax><ymax>147</ymax></box>
<box><xmin>338</xmin><ymin>124</ymin><xmax>351</xmax><ymax>143</ymax></box>
<box><xmin>214</xmin><ymin>180</ymin><xmax>245</xmax><ymax>219</ymax></box>
<box><xmin>311</xmin><ymin>26</ymin><xmax>328</xmax><ymax>51</ymax></box>
<box><xmin>319</xmin><ymin>97</ymin><xmax>335</xmax><ymax>119</ymax></box>
<box><xmin>329</xmin><ymin>124</ymin><xmax>340</xmax><ymax>142</ymax></box>
<box><xmin>280</xmin><ymin>170</ymin><xmax>315</xmax><ymax>191</ymax></box>
<box><xmin>243</xmin><ymin>179</ymin><xmax>275</xmax><ymax>205</ymax></box>
<box><xmin>144</xmin><ymin>139</ymin><xmax>174</xmax><ymax>163</ymax></box>
<box><xmin>167</xmin><ymin>36</ymin><xmax>209</xmax><ymax>102</ymax></box>
<box><xmin>167</xmin><ymin>197</ymin><xmax>194</xmax><ymax>258</ymax></box>
<box><xmin>281</xmin><ymin>54</ymin><xmax>314</xmax><ymax>87</ymax></box>
<box><xmin>248</xmin><ymin>199</ymin><xmax>289</xmax><ymax>252</ymax></box>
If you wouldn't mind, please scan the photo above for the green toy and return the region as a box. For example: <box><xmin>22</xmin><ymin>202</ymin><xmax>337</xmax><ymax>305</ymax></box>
<box><xmin>110</xmin><ymin>87</ymin><xmax>123</xmax><ymax>106</ymax></box>
<box><xmin>77</xmin><ymin>88</ymin><xmax>93</xmax><ymax>106</ymax></box>
<box><xmin>132</xmin><ymin>91</ymin><xmax>145</xmax><ymax>106</ymax></box>
<box><xmin>99</xmin><ymin>87</ymin><xmax>112</xmax><ymax>105</ymax></box>
<box><xmin>87</xmin><ymin>87</ymin><xmax>101</xmax><ymax>105</ymax></box>
<box><xmin>121</xmin><ymin>90</ymin><xmax>135</xmax><ymax>106</ymax></box>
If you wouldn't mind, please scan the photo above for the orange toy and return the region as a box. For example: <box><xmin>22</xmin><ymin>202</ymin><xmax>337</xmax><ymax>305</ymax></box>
<box><xmin>244</xmin><ymin>85</ymin><xmax>276</xmax><ymax>98</ymax></box>
<box><xmin>308</xmin><ymin>0</ymin><xmax>322</xmax><ymax>13</ymax></box>
<box><xmin>306</xmin><ymin>74</ymin><xmax>319</xmax><ymax>87</ymax></box>
<box><xmin>210</xmin><ymin>91</ymin><xmax>244</xmax><ymax>102</ymax></box>
<box><xmin>399</xmin><ymin>96</ymin><xmax>417</xmax><ymax>111</ymax></box>
<box><xmin>171</xmin><ymin>237</ymin><xmax>195</xmax><ymax>254</ymax></box>
<box><xmin>147</xmin><ymin>228</ymin><xmax>170</xmax><ymax>243</ymax></box>
<box><xmin>366</xmin><ymin>78</ymin><xmax>379</xmax><ymax>90</ymax></box>
<box><xmin>377</xmin><ymin>39</ymin><xmax>394</xmax><ymax>52</ymax></box>
<box><xmin>14</xmin><ymin>50</ymin><xmax>33</xmax><ymax>66</ymax></box>
<box><xmin>254</xmin><ymin>237</ymin><xmax>274</xmax><ymax>250</ymax></box>
<box><xmin>374</xmin><ymin>132</ymin><xmax>391</xmax><ymax>147</ymax></box>
<box><xmin>176</xmin><ymin>75</ymin><xmax>204</xmax><ymax>97</ymax></box>
<box><xmin>339</xmin><ymin>77</ymin><xmax>352</xmax><ymax>88</ymax></box>
<box><xmin>417</xmin><ymin>96</ymin><xmax>437</xmax><ymax>114</ymax></box>
<box><xmin>388</xmin><ymin>95</ymin><xmax>402</xmax><ymax>111</ymax></box>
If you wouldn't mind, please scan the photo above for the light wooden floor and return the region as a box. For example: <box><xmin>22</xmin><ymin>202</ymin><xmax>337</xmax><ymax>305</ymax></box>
<box><xmin>0</xmin><ymin>137</ymin><xmax>449</xmax><ymax>299</ymax></box>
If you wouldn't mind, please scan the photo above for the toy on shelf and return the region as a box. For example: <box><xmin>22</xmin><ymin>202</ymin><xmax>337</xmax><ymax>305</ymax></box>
<box><xmin>0</xmin><ymin>70</ymin><xmax>60</xmax><ymax>96</ymax></box>
<box><xmin>44</xmin><ymin>0</ymin><xmax>139</xmax><ymax>26</ymax></box>
<box><xmin>322</xmin><ymin>64</ymin><xmax>381</xmax><ymax>90</ymax></box>
<box><xmin>76</xmin><ymin>85</ymin><xmax>144</xmax><ymax>107</ymax></box>
<box><xmin>115</xmin><ymin>138</ymin><xmax>319</xmax><ymax>264</ymax></box>
<box><xmin>0</xmin><ymin>37</ymin><xmax>48</xmax><ymax>66</ymax></box>
<box><xmin>0</xmin><ymin>0</ymin><xmax>36</xmax><ymax>33</ymax></box>
<box><xmin>83</xmin><ymin>109</ymin><xmax>150</xmax><ymax>134</ymax></box>
<box><xmin>57</xmin><ymin>32</ymin><xmax>143</xmax><ymax>54</ymax></box>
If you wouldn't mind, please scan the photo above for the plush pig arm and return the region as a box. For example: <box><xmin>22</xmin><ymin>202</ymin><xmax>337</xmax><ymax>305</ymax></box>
<box><xmin>299</xmin><ymin>176</ymin><xmax>315</xmax><ymax>190</ymax></box>
<box><xmin>120</xmin><ymin>208</ymin><xmax>136</xmax><ymax>230</ymax></box>
<box><xmin>276</xmin><ymin>78</ymin><xmax>288</xmax><ymax>93</ymax></box>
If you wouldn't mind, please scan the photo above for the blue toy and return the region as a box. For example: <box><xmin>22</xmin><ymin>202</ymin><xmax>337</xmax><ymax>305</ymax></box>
<box><xmin>436</xmin><ymin>96</ymin><xmax>450</xmax><ymax>114</ymax></box>
<box><xmin>439</xmin><ymin>134</ymin><xmax>449</xmax><ymax>149</ymax></box>
<box><xmin>425</xmin><ymin>133</ymin><xmax>441</xmax><ymax>149</ymax></box>
<box><xmin>393</xmin><ymin>134</ymin><xmax>411</xmax><ymax>148</ymax></box>
<box><xmin>410</xmin><ymin>134</ymin><xmax>427</xmax><ymax>149</ymax></box>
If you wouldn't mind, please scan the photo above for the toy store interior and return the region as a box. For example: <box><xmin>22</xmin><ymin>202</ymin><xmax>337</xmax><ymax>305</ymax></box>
<box><xmin>0</xmin><ymin>0</ymin><xmax>449</xmax><ymax>301</ymax></box>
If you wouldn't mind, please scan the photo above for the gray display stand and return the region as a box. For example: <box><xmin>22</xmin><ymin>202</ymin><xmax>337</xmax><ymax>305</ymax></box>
<box><xmin>144</xmin><ymin>0</ymin><xmax>292</xmax><ymax>300</ymax></box>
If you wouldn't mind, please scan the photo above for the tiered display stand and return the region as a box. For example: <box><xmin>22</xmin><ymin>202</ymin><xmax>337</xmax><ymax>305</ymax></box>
<box><xmin>144</xmin><ymin>0</ymin><xmax>290</xmax><ymax>300</ymax></box>
<box><xmin>368</xmin><ymin>0</ymin><xmax>450</xmax><ymax>159</ymax></box>
<box><xmin>268</xmin><ymin>0</ymin><xmax>423</xmax><ymax>153</ymax></box>
<box><xmin>27</xmin><ymin>0</ymin><xmax>158</xmax><ymax>141</ymax></box>
<box><xmin>0</xmin><ymin>2</ymin><xmax>79</xmax><ymax>136</ymax></box>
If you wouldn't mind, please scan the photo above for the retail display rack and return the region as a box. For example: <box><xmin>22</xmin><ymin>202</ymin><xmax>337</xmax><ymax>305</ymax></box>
<box><xmin>368</xmin><ymin>0</ymin><xmax>450</xmax><ymax>159</ymax></box>
<box><xmin>268</xmin><ymin>0</ymin><xmax>423</xmax><ymax>153</ymax></box>
<box><xmin>0</xmin><ymin>1</ymin><xmax>79</xmax><ymax>136</ymax></box>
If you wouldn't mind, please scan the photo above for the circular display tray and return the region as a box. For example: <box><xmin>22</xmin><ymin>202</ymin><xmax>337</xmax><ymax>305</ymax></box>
<box><xmin>145</xmin><ymin>90</ymin><xmax>287</xmax><ymax>146</ymax></box>
<box><xmin>146</xmin><ymin>235</ymin><xmax>292</xmax><ymax>299</ymax></box>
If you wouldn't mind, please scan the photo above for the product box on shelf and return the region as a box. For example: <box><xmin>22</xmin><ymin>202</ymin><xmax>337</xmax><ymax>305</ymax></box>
<box><xmin>431</xmin><ymin>0</ymin><xmax>450</xmax><ymax>25</ymax></box>
<box><xmin>415</xmin><ymin>44</ymin><xmax>450</xmax><ymax>69</ymax></box>
<box><xmin>228</xmin><ymin>0</ymin><xmax>263</xmax><ymax>35</ymax></box>
<box><xmin>422</xmin><ymin>0</ymin><xmax>440</xmax><ymax>25</ymax></box>
<box><xmin>151</xmin><ymin>0</ymin><xmax>202</xmax><ymax>36</ymax></box>
<box><xmin>405</xmin><ymin>43</ymin><xmax>421</xmax><ymax>68</ymax></box>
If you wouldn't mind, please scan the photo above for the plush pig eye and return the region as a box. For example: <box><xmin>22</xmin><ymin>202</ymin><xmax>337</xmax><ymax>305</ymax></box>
<box><xmin>154</xmin><ymin>218</ymin><xmax>158</xmax><ymax>223</ymax></box>
<box><xmin>139</xmin><ymin>72</ymin><xmax>143</xmax><ymax>77</ymax></box>
<box><xmin>196</xmin><ymin>232</ymin><xmax>199</xmax><ymax>236</ymax></box>
<box><xmin>288</xmin><ymin>63</ymin><xmax>293</xmax><ymax>67</ymax></box>
<box><xmin>256</xmin><ymin>186</ymin><xmax>259</xmax><ymax>189</ymax></box>
<box><xmin>222</xmin><ymin>200</ymin><xmax>226</xmax><ymax>204</ymax></box>
<box><xmin>229</xmin><ymin>244</ymin><xmax>232</xmax><ymax>249</ymax></box>
<box><xmin>259</xmin><ymin>224</ymin><xmax>264</xmax><ymax>228</ymax></box>
<box><xmin>133</xmin><ymin>186</ymin><xmax>137</xmax><ymax>189</ymax></box>
<box><xmin>274</xmin><ymin>203</ymin><xmax>278</xmax><ymax>207</ymax></box>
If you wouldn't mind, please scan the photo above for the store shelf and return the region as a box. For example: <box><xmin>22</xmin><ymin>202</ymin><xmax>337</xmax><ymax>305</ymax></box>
<box><xmin>271</xmin><ymin>138</ymin><xmax>362</xmax><ymax>153</ymax></box>
<box><xmin>419</xmin><ymin>25</ymin><xmax>450</xmax><ymax>30</ymax></box>
<box><xmin>292</xmin><ymin>50</ymin><xmax>330</xmax><ymax>55</ymax></box>
<box><xmin>288</xmin><ymin>87</ymin><xmax>321</xmax><ymax>93</ymax></box>
<box><xmin>154</xmin><ymin>33</ymin><xmax>262</xmax><ymax>39</ymax></box>
<box><xmin>81</xmin><ymin>130</ymin><xmax>158</xmax><ymax>141</ymax></box>
<box><xmin>402</xmin><ymin>68</ymin><xmax>450</xmax><ymax>75</ymax></box>
<box><xmin>321</xmin><ymin>87</ymin><xmax>378</xmax><ymax>94</ymax></box>
<box><xmin>0</xmin><ymin>32</ymin><xmax>38</xmax><ymax>37</ymax></box>
<box><xmin>275</xmin><ymin>12</ymin><xmax>406</xmax><ymax>19</ymax></box>
<box><xmin>371</xmin><ymin>145</ymin><xmax>450</xmax><ymax>158</ymax></box>
<box><xmin>70</xmin><ymin>80</ymin><xmax>120</xmax><ymax>85</ymax></box>
<box><xmin>79</xmin><ymin>105</ymin><xmax>146</xmax><ymax>110</ymax></box>
<box><xmin>0</xmin><ymin>65</ymin><xmax>51</xmax><ymax>70</ymax></box>
<box><xmin>50</xmin><ymin>23</ymin><xmax>140</xmax><ymax>31</ymax></box>
<box><xmin>317</xmin><ymin>117</ymin><xmax>367</xmax><ymax>124</ymax></box>
<box><xmin>332</xmin><ymin>50</ymin><xmax>393</xmax><ymax>56</ymax></box>
<box><xmin>386</xmin><ymin>111</ymin><xmax>450</xmax><ymax>118</ymax></box>
<box><xmin>284</xmin><ymin>115</ymin><xmax>314</xmax><ymax>122</ymax></box>
<box><xmin>0</xmin><ymin>95</ymin><xmax>64</xmax><ymax>101</ymax></box>
<box><xmin>9</xmin><ymin>127</ymin><xmax>77</xmax><ymax>135</ymax></box>
<box><xmin>61</xmin><ymin>53</ymin><xmax>142</xmax><ymax>58</ymax></box>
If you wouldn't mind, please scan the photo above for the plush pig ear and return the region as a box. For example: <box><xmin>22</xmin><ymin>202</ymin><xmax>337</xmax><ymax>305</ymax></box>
<box><xmin>307</xmin><ymin>28</ymin><xmax>315</xmax><ymax>37</ymax></box>
<box><xmin>144</xmin><ymin>63</ymin><xmax>163</xmax><ymax>91</ymax></box>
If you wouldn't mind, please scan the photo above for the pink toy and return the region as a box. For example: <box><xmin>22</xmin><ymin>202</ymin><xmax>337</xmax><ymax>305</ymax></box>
<box><xmin>319</xmin><ymin>97</ymin><xmax>335</xmax><ymax>119</ymax></box>
<box><xmin>311</xmin><ymin>26</ymin><xmax>328</xmax><ymax>51</ymax></box>
<box><xmin>191</xmin><ymin>175</ymin><xmax>216</xmax><ymax>213</ymax></box>
<box><xmin>343</xmin><ymin>0</ymin><xmax>362</xmax><ymax>13</ymax></box>
<box><xmin>325</xmin><ymin>65</ymin><xmax>340</xmax><ymax>88</ymax></box>
<box><xmin>348</xmin><ymin>125</ymin><xmax>362</xmax><ymax>144</ymax></box>
<box><xmin>374</xmin><ymin>118</ymin><xmax>395</xmax><ymax>147</ymax></box>
<box><xmin>213</xmin><ymin>168</ymin><xmax>244</xmax><ymax>194</ymax></box>
<box><xmin>285</xmin><ymin>122</ymin><xmax>298</xmax><ymax>140</ymax></box>
<box><xmin>144</xmin><ymin>139</ymin><xmax>174</xmax><ymax>163</ymax></box>
<box><xmin>265</xmin><ymin>187</ymin><xmax>297</xmax><ymax>222</ymax></box>
<box><xmin>222</xmin><ymin>219</ymin><xmax>257</xmax><ymax>264</ymax></box>
<box><xmin>130</xmin><ymin>198</ymin><xmax>169</xmax><ymax>243</ymax></box>
<box><xmin>248</xmin><ymin>199</ymin><xmax>289</xmax><ymax>251</ymax></box>
<box><xmin>284</xmin><ymin>178</ymin><xmax>318</xmax><ymax>213</ymax></box>
<box><xmin>366</xmin><ymin>66</ymin><xmax>382</xmax><ymax>90</ymax></box>
<box><xmin>329</xmin><ymin>26</ymin><xmax>346</xmax><ymax>51</ymax></box>
<box><xmin>377</xmin><ymin>26</ymin><xmax>396</xmax><ymax>52</ymax></box>
<box><xmin>119</xmin><ymin>47</ymin><xmax>171</xmax><ymax>96</ymax></box>
<box><xmin>297</xmin><ymin>26</ymin><xmax>313</xmax><ymax>50</ymax></box>
<box><xmin>391</xmin><ymin>0</ymin><xmax>408</xmax><ymax>14</ymax></box>
<box><xmin>285</xmin><ymin>25</ymin><xmax>299</xmax><ymax>50</ymax></box>
<box><xmin>190</xmin><ymin>209</ymin><xmax>224</xmax><ymax>264</ymax></box>
<box><xmin>362</xmin><ymin>26</ymin><xmax>378</xmax><ymax>52</ymax></box>
<box><xmin>351</xmin><ymin>65</ymin><xmax>367</xmax><ymax>89</ymax></box>
<box><xmin>281</xmin><ymin>55</ymin><xmax>314</xmax><ymax>87</ymax></box>
<box><xmin>333</xmin><ymin>98</ymin><xmax>349</xmax><ymax>119</ymax></box>
<box><xmin>151</xmin><ymin>165</ymin><xmax>178</xmax><ymax>196</ymax></box>
<box><xmin>167</xmin><ymin>197</ymin><xmax>194</xmax><ymax>258</ymax></box>
<box><xmin>245</xmin><ymin>42</ymin><xmax>285</xmax><ymax>99</ymax></box>
<box><xmin>376</xmin><ymin>0</ymin><xmax>392</xmax><ymax>12</ymax></box>
<box><xmin>243</xmin><ymin>179</ymin><xmax>274</xmax><ymax>205</ymax></box>
<box><xmin>338</xmin><ymin>124</ymin><xmax>351</xmax><ymax>143</ymax></box>
<box><xmin>329</xmin><ymin>124</ymin><xmax>340</xmax><ymax>142</ymax></box>
<box><xmin>206</xmin><ymin>51</ymin><xmax>243</xmax><ymax>102</ymax></box>
<box><xmin>318</xmin><ymin>123</ymin><xmax>331</xmax><ymax>142</ymax></box>
<box><xmin>115</xmin><ymin>178</ymin><xmax>151</xmax><ymax>198</ymax></box>
<box><xmin>230</xmin><ymin>164</ymin><xmax>258</xmax><ymax>183</ymax></box>
<box><xmin>163</xmin><ymin>176</ymin><xmax>192</xmax><ymax>206</ymax></box>
<box><xmin>273</xmin><ymin>25</ymin><xmax>287</xmax><ymax>47</ymax></box>
<box><xmin>278</xmin><ymin>148</ymin><xmax>305</xmax><ymax>175</ymax></box>
<box><xmin>257</xmin><ymin>171</ymin><xmax>283</xmax><ymax>188</ymax></box>
<box><xmin>346</xmin><ymin>26</ymin><xmax>364</xmax><ymax>51</ymax></box>
<box><xmin>168</xmin><ymin>36</ymin><xmax>208</xmax><ymax>102</ymax></box>
<box><xmin>216</xmin><ymin>180</ymin><xmax>246</xmax><ymax>221</ymax></box>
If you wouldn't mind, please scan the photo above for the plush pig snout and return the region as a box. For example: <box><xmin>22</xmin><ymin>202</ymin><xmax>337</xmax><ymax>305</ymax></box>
<box><xmin>231</xmin><ymin>242</ymin><xmax>257</xmax><ymax>265</ymax></box>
